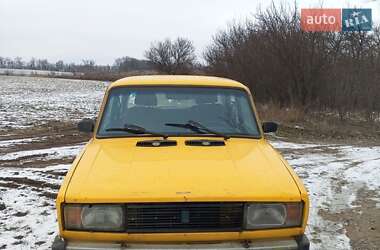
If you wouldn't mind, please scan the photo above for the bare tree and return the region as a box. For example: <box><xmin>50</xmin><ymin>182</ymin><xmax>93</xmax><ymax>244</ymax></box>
<box><xmin>145</xmin><ymin>38</ymin><xmax>196</xmax><ymax>74</ymax></box>
<box><xmin>81</xmin><ymin>59</ymin><xmax>96</xmax><ymax>72</ymax></box>
<box><xmin>55</xmin><ymin>60</ymin><xmax>64</xmax><ymax>71</ymax></box>
<box><xmin>14</xmin><ymin>57</ymin><xmax>24</xmax><ymax>69</ymax></box>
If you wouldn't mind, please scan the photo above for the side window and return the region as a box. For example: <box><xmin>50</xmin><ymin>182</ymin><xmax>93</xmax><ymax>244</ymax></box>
<box><xmin>101</xmin><ymin>93</ymin><xmax>132</xmax><ymax>130</ymax></box>
<box><xmin>107</xmin><ymin>95</ymin><xmax>122</xmax><ymax>128</ymax></box>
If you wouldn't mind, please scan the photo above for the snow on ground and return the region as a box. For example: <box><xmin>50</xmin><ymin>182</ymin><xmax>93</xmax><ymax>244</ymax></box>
<box><xmin>0</xmin><ymin>156</ymin><xmax>81</xmax><ymax>249</ymax></box>
<box><xmin>339</xmin><ymin>147</ymin><xmax>380</xmax><ymax>192</ymax></box>
<box><xmin>269</xmin><ymin>140</ymin><xmax>322</xmax><ymax>150</ymax></box>
<box><xmin>0</xmin><ymin>137</ymin><xmax>44</xmax><ymax>148</ymax></box>
<box><xmin>0</xmin><ymin>144</ymin><xmax>84</xmax><ymax>161</ymax></box>
<box><xmin>0</xmin><ymin>188</ymin><xmax>58</xmax><ymax>249</ymax></box>
<box><xmin>273</xmin><ymin>141</ymin><xmax>380</xmax><ymax>249</ymax></box>
<box><xmin>0</xmin><ymin>75</ymin><xmax>108</xmax><ymax>129</ymax></box>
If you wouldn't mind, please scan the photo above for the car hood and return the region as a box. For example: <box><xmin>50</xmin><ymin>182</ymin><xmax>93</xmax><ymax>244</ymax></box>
<box><xmin>65</xmin><ymin>137</ymin><xmax>301</xmax><ymax>203</ymax></box>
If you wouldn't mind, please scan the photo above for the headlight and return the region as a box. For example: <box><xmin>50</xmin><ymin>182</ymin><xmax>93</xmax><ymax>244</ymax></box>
<box><xmin>64</xmin><ymin>204</ymin><xmax>124</xmax><ymax>231</ymax></box>
<box><xmin>244</xmin><ymin>203</ymin><xmax>303</xmax><ymax>229</ymax></box>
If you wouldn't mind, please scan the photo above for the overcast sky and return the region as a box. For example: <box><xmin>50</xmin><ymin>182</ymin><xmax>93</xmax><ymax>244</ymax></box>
<box><xmin>0</xmin><ymin>0</ymin><xmax>379</xmax><ymax>65</ymax></box>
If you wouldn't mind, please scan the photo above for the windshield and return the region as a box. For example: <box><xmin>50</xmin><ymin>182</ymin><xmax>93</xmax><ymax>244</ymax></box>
<box><xmin>97</xmin><ymin>86</ymin><xmax>260</xmax><ymax>138</ymax></box>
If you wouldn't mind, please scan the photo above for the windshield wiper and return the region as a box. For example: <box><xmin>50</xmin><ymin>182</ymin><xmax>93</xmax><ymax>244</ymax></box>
<box><xmin>106</xmin><ymin>124</ymin><xmax>168</xmax><ymax>139</ymax></box>
<box><xmin>165</xmin><ymin>120</ymin><xmax>230</xmax><ymax>140</ymax></box>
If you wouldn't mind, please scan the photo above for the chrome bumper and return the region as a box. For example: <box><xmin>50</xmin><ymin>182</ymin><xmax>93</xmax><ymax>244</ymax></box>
<box><xmin>53</xmin><ymin>235</ymin><xmax>310</xmax><ymax>250</ymax></box>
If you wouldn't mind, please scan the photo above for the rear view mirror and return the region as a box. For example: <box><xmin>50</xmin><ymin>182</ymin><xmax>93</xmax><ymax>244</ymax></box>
<box><xmin>262</xmin><ymin>122</ymin><xmax>278</xmax><ymax>133</ymax></box>
<box><xmin>78</xmin><ymin>118</ymin><xmax>95</xmax><ymax>133</ymax></box>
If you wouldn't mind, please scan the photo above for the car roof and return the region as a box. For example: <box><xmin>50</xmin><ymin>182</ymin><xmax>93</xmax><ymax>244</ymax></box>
<box><xmin>109</xmin><ymin>75</ymin><xmax>249</xmax><ymax>90</ymax></box>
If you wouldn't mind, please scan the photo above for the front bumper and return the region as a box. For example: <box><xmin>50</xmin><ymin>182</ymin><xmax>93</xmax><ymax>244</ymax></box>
<box><xmin>52</xmin><ymin>235</ymin><xmax>310</xmax><ymax>250</ymax></box>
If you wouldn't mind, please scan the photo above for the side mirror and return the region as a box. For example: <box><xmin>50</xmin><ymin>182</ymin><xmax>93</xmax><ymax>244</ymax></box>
<box><xmin>262</xmin><ymin>122</ymin><xmax>278</xmax><ymax>133</ymax></box>
<box><xmin>78</xmin><ymin>118</ymin><xmax>95</xmax><ymax>133</ymax></box>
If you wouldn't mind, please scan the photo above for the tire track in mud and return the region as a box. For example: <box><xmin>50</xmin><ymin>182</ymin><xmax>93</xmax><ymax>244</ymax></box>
<box><xmin>0</xmin><ymin>128</ymin><xmax>84</xmax><ymax>249</ymax></box>
<box><xmin>0</xmin><ymin>76</ymin><xmax>102</xmax><ymax>249</ymax></box>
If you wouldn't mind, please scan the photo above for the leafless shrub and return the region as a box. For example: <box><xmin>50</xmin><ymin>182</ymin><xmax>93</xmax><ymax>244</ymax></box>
<box><xmin>204</xmin><ymin>3</ymin><xmax>380</xmax><ymax>123</ymax></box>
<box><xmin>256</xmin><ymin>102</ymin><xmax>306</xmax><ymax>123</ymax></box>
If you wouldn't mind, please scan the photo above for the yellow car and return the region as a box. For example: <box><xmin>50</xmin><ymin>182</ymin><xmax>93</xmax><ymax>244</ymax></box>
<box><xmin>53</xmin><ymin>76</ymin><xmax>310</xmax><ymax>250</ymax></box>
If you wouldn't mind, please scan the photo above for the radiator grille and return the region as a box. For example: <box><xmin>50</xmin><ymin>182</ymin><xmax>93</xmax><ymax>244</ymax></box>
<box><xmin>126</xmin><ymin>203</ymin><xmax>244</xmax><ymax>233</ymax></box>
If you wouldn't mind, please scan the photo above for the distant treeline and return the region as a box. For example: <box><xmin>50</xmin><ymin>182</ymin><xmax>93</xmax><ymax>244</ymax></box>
<box><xmin>0</xmin><ymin>56</ymin><xmax>152</xmax><ymax>73</ymax></box>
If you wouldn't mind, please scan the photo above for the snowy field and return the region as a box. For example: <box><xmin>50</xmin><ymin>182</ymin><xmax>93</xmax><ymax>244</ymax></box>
<box><xmin>0</xmin><ymin>75</ymin><xmax>107</xmax><ymax>129</ymax></box>
<box><xmin>0</xmin><ymin>76</ymin><xmax>379</xmax><ymax>249</ymax></box>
